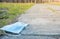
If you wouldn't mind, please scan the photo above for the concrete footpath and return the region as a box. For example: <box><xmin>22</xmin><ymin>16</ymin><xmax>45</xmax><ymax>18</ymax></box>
<box><xmin>1</xmin><ymin>4</ymin><xmax>60</xmax><ymax>39</ymax></box>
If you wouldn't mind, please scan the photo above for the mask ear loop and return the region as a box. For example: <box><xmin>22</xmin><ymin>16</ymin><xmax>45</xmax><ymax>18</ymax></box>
<box><xmin>0</xmin><ymin>29</ymin><xmax>6</xmax><ymax>36</ymax></box>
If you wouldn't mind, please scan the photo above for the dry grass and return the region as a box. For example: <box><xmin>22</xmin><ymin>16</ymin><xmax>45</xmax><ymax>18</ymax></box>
<box><xmin>44</xmin><ymin>2</ymin><xmax>60</xmax><ymax>6</ymax></box>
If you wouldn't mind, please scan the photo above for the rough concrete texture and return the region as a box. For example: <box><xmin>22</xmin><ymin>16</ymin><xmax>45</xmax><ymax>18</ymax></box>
<box><xmin>0</xmin><ymin>4</ymin><xmax>60</xmax><ymax>39</ymax></box>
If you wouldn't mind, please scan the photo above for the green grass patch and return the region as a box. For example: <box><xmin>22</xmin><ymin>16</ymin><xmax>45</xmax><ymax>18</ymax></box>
<box><xmin>0</xmin><ymin>3</ymin><xmax>34</xmax><ymax>27</ymax></box>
